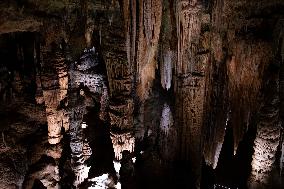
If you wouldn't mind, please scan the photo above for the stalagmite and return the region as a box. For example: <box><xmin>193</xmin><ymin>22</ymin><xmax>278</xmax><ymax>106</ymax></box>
<box><xmin>278</xmin><ymin>33</ymin><xmax>284</xmax><ymax>176</ymax></box>
<box><xmin>41</xmin><ymin>75</ymin><xmax>65</xmax><ymax>144</ymax></box>
<box><xmin>136</xmin><ymin>0</ymin><xmax>162</xmax><ymax>100</ymax></box>
<box><xmin>249</xmin><ymin>67</ymin><xmax>281</xmax><ymax>189</ymax></box>
<box><xmin>159</xmin><ymin>101</ymin><xmax>178</xmax><ymax>161</ymax></box>
<box><xmin>281</xmin><ymin>135</ymin><xmax>284</xmax><ymax>176</ymax></box>
<box><xmin>100</xmin><ymin>84</ymin><xmax>109</xmax><ymax>120</ymax></box>
<box><xmin>68</xmin><ymin>46</ymin><xmax>109</xmax><ymax>187</ymax></box>
<box><xmin>69</xmin><ymin>109</ymin><xmax>92</xmax><ymax>187</ymax></box>
<box><xmin>68</xmin><ymin>86</ymin><xmax>89</xmax><ymax>187</ymax></box>
<box><xmin>160</xmin><ymin>103</ymin><xmax>173</xmax><ymax>136</ymax></box>
<box><xmin>40</xmin><ymin>43</ymin><xmax>69</xmax><ymax>144</ymax></box>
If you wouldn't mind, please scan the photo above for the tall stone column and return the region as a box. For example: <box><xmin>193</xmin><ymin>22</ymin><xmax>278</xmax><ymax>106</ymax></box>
<box><xmin>41</xmin><ymin>45</ymin><xmax>69</xmax><ymax>145</ymax></box>
<box><xmin>175</xmin><ymin>1</ymin><xmax>206</xmax><ymax>188</ymax></box>
<box><xmin>94</xmin><ymin>0</ymin><xmax>136</xmax><ymax>163</ymax></box>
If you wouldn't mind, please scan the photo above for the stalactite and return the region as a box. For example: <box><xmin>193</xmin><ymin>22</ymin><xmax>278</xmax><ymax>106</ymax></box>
<box><xmin>130</xmin><ymin>0</ymin><xmax>136</xmax><ymax>77</ymax></box>
<box><xmin>85</xmin><ymin>2</ymin><xmax>95</xmax><ymax>48</ymax></box>
<box><xmin>35</xmin><ymin>75</ymin><xmax>44</xmax><ymax>104</ymax></box>
<box><xmin>161</xmin><ymin>50</ymin><xmax>173</xmax><ymax>90</ymax></box>
<box><xmin>228</xmin><ymin>40</ymin><xmax>272</xmax><ymax>154</ymax></box>
<box><xmin>176</xmin><ymin>0</ymin><xmax>202</xmax><ymax>75</ymax></box>
<box><xmin>105</xmin><ymin>58</ymin><xmax>132</xmax><ymax>97</ymax></box>
<box><xmin>123</xmin><ymin>0</ymin><xmax>137</xmax><ymax>76</ymax></box>
<box><xmin>204</xmin><ymin>108</ymin><xmax>229</xmax><ymax>169</ymax></box>
<box><xmin>205</xmin><ymin>40</ymin><xmax>272</xmax><ymax>168</ymax></box>
<box><xmin>159</xmin><ymin>0</ymin><xmax>177</xmax><ymax>92</ymax></box>
<box><xmin>110</xmin><ymin>132</ymin><xmax>135</xmax><ymax>160</ymax></box>
<box><xmin>136</xmin><ymin>0</ymin><xmax>162</xmax><ymax>101</ymax></box>
<box><xmin>95</xmin><ymin>2</ymin><xmax>135</xmax><ymax>173</ymax></box>
<box><xmin>159</xmin><ymin>102</ymin><xmax>178</xmax><ymax>161</ymax></box>
<box><xmin>97</xmin><ymin>0</ymin><xmax>132</xmax><ymax>100</ymax></box>
<box><xmin>201</xmin><ymin>0</ymin><xmax>229</xmax><ymax>170</ymax></box>
<box><xmin>137</xmin><ymin>59</ymin><xmax>156</xmax><ymax>100</ymax></box>
<box><xmin>109</xmin><ymin>98</ymin><xmax>134</xmax><ymax>130</ymax></box>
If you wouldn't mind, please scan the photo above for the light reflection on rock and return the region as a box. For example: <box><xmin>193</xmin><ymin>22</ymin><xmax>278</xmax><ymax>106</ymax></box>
<box><xmin>88</xmin><ymin>174</ymin><xmax>119</xmax><ymax>189</ymax></box>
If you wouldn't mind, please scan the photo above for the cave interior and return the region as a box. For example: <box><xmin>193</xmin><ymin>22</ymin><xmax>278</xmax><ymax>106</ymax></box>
<box><xmin>0</xmin><ymin>0</ymin><xmax>284</xmax><ymax>189</ymax></box>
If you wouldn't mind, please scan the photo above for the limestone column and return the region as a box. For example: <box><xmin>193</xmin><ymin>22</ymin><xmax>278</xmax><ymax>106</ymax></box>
<box><xmin>175</xmin><ymin>1</ymin><xmax>205</xmax><ymax>188</ymax></box>
<box><xmin>41</xmin><ymin>45</ymin><xmax>69</xmax><ymax>145</ymax></box>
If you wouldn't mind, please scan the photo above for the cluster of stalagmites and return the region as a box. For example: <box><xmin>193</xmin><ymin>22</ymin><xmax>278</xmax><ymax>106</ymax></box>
<box><xmin>26</xmin><ymin>45</ymin><xmax>110</xmax><ymax>188</ymax></box>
